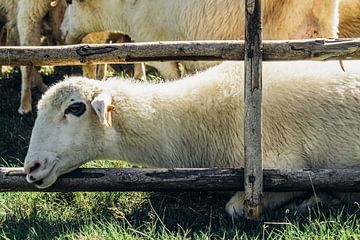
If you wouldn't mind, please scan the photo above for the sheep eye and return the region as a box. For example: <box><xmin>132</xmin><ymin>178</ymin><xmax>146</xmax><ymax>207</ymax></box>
<box><xmin>66</xmin><ymin>0</ymin><xmax>72</xmax><ymax>4</ymax></box>
<box><xmin>64</xmin><ymin>102</ymin><xmax>86</xmax><ymax>117</ymax></box>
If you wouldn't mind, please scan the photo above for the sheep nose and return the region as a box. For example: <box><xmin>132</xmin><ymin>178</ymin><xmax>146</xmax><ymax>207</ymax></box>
<box><xmin>24</xmin><ymin>161</ymin><xmax>42</xmax><ymax>174</ymax></box>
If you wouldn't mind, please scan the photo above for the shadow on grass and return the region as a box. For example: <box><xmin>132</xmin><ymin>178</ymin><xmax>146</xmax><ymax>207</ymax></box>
<box><xmin>0</xmin><ymin>211</ymin><xmax>87</xmax><ymax>239</ymax></box>
<box><xmin>0</xmin><ymin>191</ymin><xmax>358</xmax><ymax>239</ymax></box>
<box><xmin>126</xmin><ymin>191</ymin><xmax>359</xmax><ymax>238</ymax></box>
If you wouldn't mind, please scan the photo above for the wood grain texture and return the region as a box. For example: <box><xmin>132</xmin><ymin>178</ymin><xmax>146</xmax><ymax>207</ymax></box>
<box><xmin>244</xmin><ymin>0</ymin><xmax>263</xmax><ymax>221</ymax></box>
<box><xmin>1</xmin><ymin>168</ymin><xmax>359</xmax><ymax>192</ymax></box>
<box><xmin>0</xmin><ymin>39</ymin><xmax>360</xmax><ymax>66</ymax></box>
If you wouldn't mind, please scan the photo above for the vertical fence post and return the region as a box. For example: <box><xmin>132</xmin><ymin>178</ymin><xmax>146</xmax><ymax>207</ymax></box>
<box><xmin>243</xmin><ymin>0</ymin><xmax>263</xmax><ymax>220</ymax></box>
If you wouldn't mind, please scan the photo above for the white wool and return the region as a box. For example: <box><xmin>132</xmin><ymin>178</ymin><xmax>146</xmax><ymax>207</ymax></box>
<box><xmin>14</xmin><ymin>1</ymin><xmax>138</xmax><ymax>114</ymax></box>
<box><xmin>15</xmin><ymin>0</ymin><xmax>68</xmax><ymax>114</ymax></box>
<box><xmin>25</xmin><ymin>60</ymin><xmax>360</xmax><ymax>216</ymax></box>
<box><xmin>60</xmin><ymin>0</ymin><xmax>339</xmax><ymax>79</ymax></box>
<box><xmin>339</xmin><ymin>0</ymin><xmax>360</xmax><ymax>37</ymax></box>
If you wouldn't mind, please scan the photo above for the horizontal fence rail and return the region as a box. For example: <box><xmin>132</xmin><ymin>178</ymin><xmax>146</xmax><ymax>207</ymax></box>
<box><xmin>1</xmin><ymin>39</ymin><xmax>360</xmax><ymax>66</ymax></box>
<box><xmin>1</xmin><ymin>168</ymin><xmax>359</xmax><ymax>192</ymax></box>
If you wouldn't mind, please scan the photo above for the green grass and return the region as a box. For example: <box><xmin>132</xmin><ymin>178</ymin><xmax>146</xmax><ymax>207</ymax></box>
<box><xmin>0</xmin><ymin>159</ymin><xmax>359</xmax><ymax>239</ymax></box>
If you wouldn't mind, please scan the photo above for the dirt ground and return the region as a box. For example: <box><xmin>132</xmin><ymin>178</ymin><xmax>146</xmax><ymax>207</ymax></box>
<box><xmin>0</xmin><ymin>66</ymin><xmax>81</xmax><ymax>167</ymax></box>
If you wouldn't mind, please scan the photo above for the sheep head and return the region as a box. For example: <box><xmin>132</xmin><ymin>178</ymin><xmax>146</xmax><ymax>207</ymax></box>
<box><xmin>60</xmin><ymin>0</ymin><xmax>116</xmax><ymax>44</ymax></box>
<box><xmin>24</xmin><ymin>78</ymin><xmax>115</xmax><ymax>189</ymax></box>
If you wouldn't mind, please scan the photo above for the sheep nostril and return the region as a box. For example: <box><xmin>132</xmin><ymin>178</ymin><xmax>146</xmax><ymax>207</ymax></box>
<box><xmin>29</xmin><ymin>162</ymin><xmax>41</xmax><ymax>174</ymax></box>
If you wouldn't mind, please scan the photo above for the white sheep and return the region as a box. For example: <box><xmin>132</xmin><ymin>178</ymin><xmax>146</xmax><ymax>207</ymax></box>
<box><xmin>60</xmin><ymin>0</ymin><xmax>339</xmax><ymax>79</ymax></box>
<box><xmin>15</xmin><ymin>0</ymin><xmax>143</xmax><ymax>114</ymax></box>
<box><xmin>17</xmin><ymin>0</ymin><xmax>67</xmax><ymax>114</ymax></box>
<box><xmin>24</xmin><ymin>60</ymin><xmax>360</xmax><ymax>217</ymax></box>
<box><xmin>339</xmin><ymin>0</ymin><xmax>360</xmax><ymax>37</ymax></box>
<box><xmin>0</xmin><ymin>0</ymin><xmax>20</xmax><ymax>74</ymax></box>
<box><xmin>0</xmin><ymin>0</ymin><xmax>62</xmax><ymax>107</ymax></box>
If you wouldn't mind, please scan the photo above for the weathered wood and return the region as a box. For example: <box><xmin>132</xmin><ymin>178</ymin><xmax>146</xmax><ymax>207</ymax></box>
<box><xmin>1</xmin><ymin>39</ymin><xmax>360</xmax><ymax>66</ymax></box>
<box><xmin>244</xmin><ymin>0</ymin><xmax>263</xmax><ymax>221</ymax></box>
<box><xmin>0</xmin><ymin>168</ymin><xmax>359</xmax><ymax>192</ymax></box>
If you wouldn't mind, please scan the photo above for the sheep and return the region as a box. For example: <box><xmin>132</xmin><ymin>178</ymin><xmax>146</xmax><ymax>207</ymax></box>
<box><xmin>17</xmin><ymin>0</ymin><xmax>68</xmax><ymax>114</ymax></box>
<box><xmin>15</xmin><ymin>0</ymin><xmax>143</xmax><ymax>114</ymax></box>
<box><xmin>1</xmin><ymin>0</ymin><xmax>70</xmax><ymax>114</ymax></box>
<box><xmin>0</xmin><ymin>0</ymin><xmax>19</xmax><ymax>46</ymax></box>
<box><xmin>0</xmin><ymin>0</ymin><xmax>20</xmax><ymax>75</ymax></box>
<box><xmin>0</xmin><ymin>0</ymin><xmax>72</xmax><ymax>112</ymax></box>
<box><xmin>24</xmin><ymin>60</ymin><xmax>360</xmax><ymax>217</ymax></box>
<box><xmin>60</xmin><ymin>0</ymin><xmax>339</xmax><ymax>79</ymax></box>
<box><xmin>339</xmin><ymin>0</ymin><xmax>360</xmax><ymax>37</ymax></box>
<box><xmin>81</xmin><ymin>31</ymin><xmax>146</xmax><ymax>80</ymax></box>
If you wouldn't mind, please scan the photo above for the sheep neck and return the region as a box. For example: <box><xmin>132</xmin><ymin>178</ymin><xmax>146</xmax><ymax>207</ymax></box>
<box><xmin>101</xmin><ymin>70</ymin><xmax>244</xmax><ymax>168</ymax></box>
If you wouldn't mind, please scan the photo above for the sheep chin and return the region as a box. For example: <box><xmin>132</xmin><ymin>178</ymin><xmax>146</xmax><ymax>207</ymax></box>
<box><xmin>37</xmin><ymin>163</ymin><xmax>84</xmax><ymax>189</ymax></box>
<box><xmin>31</xmin><ymin>170</ymin><xmax>58</xmax><ymax>189</ymax></box>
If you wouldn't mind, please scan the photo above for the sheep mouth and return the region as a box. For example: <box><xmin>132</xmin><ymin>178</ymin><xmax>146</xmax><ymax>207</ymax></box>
<box><xmin>33</xmin><ymin>179</ymin><xmax>44</xmax><ymax>186</ymax></box>
<box><xmin>27</xmin><ymin>162</ymin><xmax>58</xmax><ymax>189</ymax></box>
<box><xmin>33</xmin><ymin>178</ymin><xmax>54</xmax><ymax>189</ymax></box>
<box><xmin>31</xmin><ymin>163</ymin><xmax>82</xmax><ymax>189</ymax></box>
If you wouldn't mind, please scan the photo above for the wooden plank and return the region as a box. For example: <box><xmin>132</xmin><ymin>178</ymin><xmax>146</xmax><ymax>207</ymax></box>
<box><xmin>0</xmin><ymin>168</ymin><xmax>359</xmax><ymax>192</ymax></box>
<box><xmin>244</xmin><ymin>0</ymin><xmax>263</xmax><ymax>221</ymax></box>
<box><xmin>0</xmin><ymin>39</ymin><xmax>360</xmax><ymax>66</ymax></box>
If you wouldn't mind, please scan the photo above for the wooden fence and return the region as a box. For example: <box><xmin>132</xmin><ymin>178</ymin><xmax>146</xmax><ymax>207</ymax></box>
<box><xmin>1</xmin><ymin>168</ymin><xmax>359</xmax><ymax>192</ymax></box>
<box><xmin>1</xmin><ymin>39</ymin><xmax>360</xmax><ymax>66</ymax></box>
<box><xmin>1</xmin><ymin>0</ymin><xmax>360</xmax><ymax>221</ymax></box>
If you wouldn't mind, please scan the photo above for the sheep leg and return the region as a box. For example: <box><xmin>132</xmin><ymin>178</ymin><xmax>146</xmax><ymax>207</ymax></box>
<box><xmin>48</xmin><ymin>0</ymin><xmax>67</xmax><ymax>44</ymax></box>
<box><xmin>31</xmin><ymin>68</ymin><xmax>48</xmax><ymax>92</ymax></box>
<box><xmin>17</xmin><ymin>0</ymin><xmax>50</xmax><ymax>114</ymax></box>
<box><xmin>330</xmin><ymin>192</ymin><xmax>360</xmax><ymax>206</ymax></box>
<box><xmin>82</xmin><ymin>64</ymin><xmax>98</xmax><ymax>79</ymax></box>
<box><xmin>225</xmin><ymin>191</ymin><xmax>306</xmax><ymax>218</ymax></box>
<box><xmin>80</xmin><ymin>32</ymin><xmax>111</xmax><ymax>80</ymax></box>
<box><xmin>82</xmin><ymin>63</ymin><xmax>107</xmax><ymax>80</ymax></box>
<box><xmin>96</xmin><ymin>64</ymin><xmax>106</xmax><ymax>80</ymax></box>
<box><xmin>107</xmin><ymin>34</ymin><xmax>146</xmax><ymax>80</ymax></box>
<box><xmin>279</xmin><ymin>192</ymin><xmax>345</xmax><ymax>216</ymax></box>
<box><xmin>225</xmin><ymin>190</ymin><xmax>357</xmax><ymax>218</ymax></box>
<box><xmin>6</xmin><ymin>24</ymin><xmax>19</xmax><ymax>46</ymax></box>
<box><xmin>18</xmin><ymin>66</ymin><xmax>47</xmax><ymax>114</ymax></box>
<box><xmin>18</xmin><ymin>66</ymin><xmax>33</xmax><ymax>114</ymax></box>
<box><xmin>133</xmin><ymin>63</ymin><xmax>146</xmax><ymax>80</ymax></box>
<box><xmin>296</xmin><ymin>193</ymin><xmax>340</xmax><ymax>213</ymax></box>
<box><xmin>148</xmin><ymin>62</ymin><xmax>181</xmax><ymax>80</ymax></box>
<box><xmin>18</xmin><ymin>67</ymin><xmax>46</xmax><ymax>115</ymax></box>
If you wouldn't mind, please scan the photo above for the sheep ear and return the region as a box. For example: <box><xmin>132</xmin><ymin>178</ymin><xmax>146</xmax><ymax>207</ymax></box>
<box><xmin>91</xmin><ymin>93</ymin><xmax>115</xmax><ymax>127</ymax></box>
